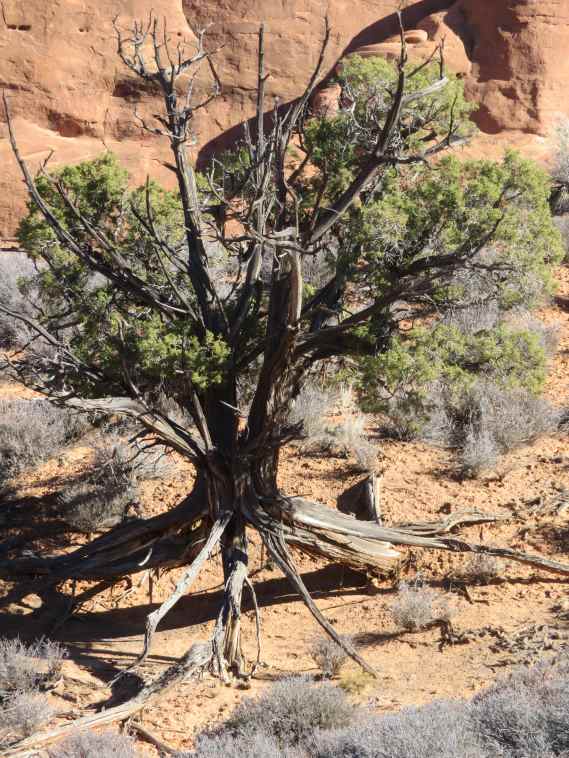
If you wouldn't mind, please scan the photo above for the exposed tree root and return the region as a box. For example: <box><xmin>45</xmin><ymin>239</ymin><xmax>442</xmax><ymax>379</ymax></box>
<box><xmin>0</xmin><ymin>485</ymin><xmax>568</xmax><ymax>758</ymax></box>
<box><xmin>131</xmin><ymin>513</ymin><xmax>230</xmax><ymax>671</ymax></box>
<box><xmin>277</xmin><ymin>496</ymin><xmax>569</xmax><ymax>577</ymax></box>
<box><xmin>261</xmin><ymin>527</ymin><xmax>379</xmax><ymax>677</ymax></box>
<box><xmin>0</xmin><ymin>490</ymin><xmax>210</xmax><ymax>593</ymax></box>
<box><xmin>245</xmin><ymin>576</ymin><xmax>262</xmax><ymax>674</ymax></box>
<box><xmin>48</xmin><ymin>579</ymin><xmax>117</xmax><ymax>635</ymax></box>
<box><xmin>0</xmin><ymin>488</ymin><xmax>567</xmax><ymax>755</ymax></box>
<box><xmin>212</xmin><ymin>540</ymin><xmax>249</xmax><ymax>679</ymax></box>
<box><xmin>3</xmin><ymin>640</ymin><xmax>215</xmax><ymax>757</ymax></box>
<box><xmin>337</xmin><ymin>473</ymin><xmax>383</xmax><ymax>523</ymax></box>
<box><xmin>128</xmin><ymin>721</ymin><xmax>178</xmax><ymax>755</ymax></box>
<box><xmin>391</xmin><ymin>510</ymin><xmax>508</xmax><ymax>536</ymax></box>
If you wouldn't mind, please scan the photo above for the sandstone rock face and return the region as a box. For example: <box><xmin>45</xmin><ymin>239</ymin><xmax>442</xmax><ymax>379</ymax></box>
<box><xmin>458</xmin><ymin>0</ymin><xmax>569</xmax><ymax>135</ymax></box>
<box><xmin>417</xmin><ymin>8</ymin><xmax>472</xmax><ymax>76</ymax></box>
<box><xmin>0</xmin><ymin>0</ymin><xmax>195</xmax><ymax>239</ymax></box>
<box><xmin>1</xmin><ymin>0</ymin><xmax>569</xmax><ymax>237</ymax></box>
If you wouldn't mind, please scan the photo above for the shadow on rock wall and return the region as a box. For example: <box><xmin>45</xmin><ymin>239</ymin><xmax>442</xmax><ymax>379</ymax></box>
<box><xmin>196</xmin><ymin>0</ymin><xmax>455</xmax><ymax>168</ymax></box>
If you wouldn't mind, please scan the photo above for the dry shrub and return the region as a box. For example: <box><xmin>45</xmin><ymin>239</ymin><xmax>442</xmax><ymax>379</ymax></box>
<box><xmin>554</xmin><ymin>214</ymin><xmax>569</xmax><ymax>257</ymax></box>
<box><xmin>418</xmin><ymin>379</ymin><xmax>560</xmax><ymax>478</ymax></box>
<box><xmin>379</xmin><ymin>303</ymin><xmax>560</xmax><ymax>475</ymax></box>
<box><xmin>49</xmin><ymin>729</ymin><xmax>139</xmax><ymax>758</ymax></box>
<box><xmin>1</xmin><ymin>691</ymin><xmax>53</xmax><ymax>739</ymax></box>
<box><xmin>58</xmin><ymin>480</ymin><xmax>134</xmax><ymax>533</ymax></box>
<box><xmin>477</xmin><ymin>386</ymin><xmax>559</xmax><ymax>450</ymax></box>
<box><xmin>290</xmin><ymin>385</ymin><xmax>377</xmax><ymax>472</ymax></box>
<box><xmin>91</xmin><ymin>436</ymin><xmax>173</xmax><ymax>484</ymax></box>
<box><xmin>189</xmin><ymin>731</ymin><xmax>284</xmax><ymax>758</ymax></box>
<box><xmin>312</xmin><ymin>700</ymin><xmax>484</xmax><ymax>758</ymax></box>
<box><xmin>0</xmin><ymin>637</ymin><xmax>63</xmax><ymax>746</ymax></box>
<box><xmin>310</xmin><ymin>636</ymin><xmax>350</xmax><ymax>678</ymax></box>
<box><xmin>215</xmin><ymin>677</ymin><xmax>355</xmax><ymax>749</ymax></box>
<box><xmin>552</xmin><ymin>116</ymin><xmax>569</xmax><ymax>202</ymax></box>
<box><xmin>289</xmin><ymin>385</ymin><xmax>336</xmax><ymax>444</ymax></box>
<box><xmin>455</xmin><ymin>554</ymin><xmax>503</xmax><ymax>585</ymax></box>
<box><xmin>0</xmin><ymin>638</ymin><xmax>65</xmax><ymax>694</ymax></box>
<box><xmin>460</xmin><ymin>426</ymin><xmax>499</xmax><ymax>478</ymax></box>
<box><xmin>505</xmin><ymin>311</ymin><xmax>559</xmax><ymax>357</ymax></box>
<box><xmin>390</xmin><ymin>581</ymin><xmax>455</xmax><ymax>631</ymax></box>
<box><xmin>0</xmin><ymin>399</ymin><xmax>90</xmax><ymax>487</ymax></box>
<box><xmin>187</xmin><ymin>653</ymin><xmax>569</xmax><ymax>758</ymax></box>
<box><xmin>470</xmin><ymin>654</ymin><xmax>569</xmax><ymax>757</ymax></box>
<box><xmin>0</xmin><ymin>252</ymin><xmax>37</xmax><ymax>349</ymax></box>
<box><xmin>314</xmin><ymin>653</ymin><xmax>569</xmax><ymax>757</ymax></box>
<box><xmin>458</xmin><ymin>383</ymin><xmax>560</xmax><ymax>477</ymax></box>
<box><xmin>331</xmin><ymin>413</ymin><xmax>377</xmax><ymax>472</ymax></box>
<box><xmin>443</xmin><ymin>300</ymin><xmax>501</xmax><ymax>335</ymax></box>
<box><xmin>60</xmin><ymin>436</ymin><xmax>173</xmax><ymax>532</ymax></box>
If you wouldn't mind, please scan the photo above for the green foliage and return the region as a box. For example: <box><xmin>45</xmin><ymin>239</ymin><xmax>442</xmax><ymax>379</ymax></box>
<box><xmin>11</xmin><ymin>52</ymin><xmax>562</xmax><ymax>441</ymax></box>
<box><xmin>17</xmin><ymin>154</ymin><xmax>129</xmax><ymax>313</ymax></box>
<box><xmin>364</xmin><ymin>322</ymin><xmax>547</xmax><ymax>401</ymax></box>
<box><xmin>303</xmin><ymin>55</ymin><xmax>475</xmax><ymax>200</ymax></box>
<box><xmin>73</xmin><ymin>305</ymin><xmax>229</xmax><ymax>390</ymax></box>
<box><xmin>330</xmin><ymin>148</ymin><xmax>561</xmax><ymax>438</ymax></box>
<box><xmin>358</xmin><ymin>321</ymin><xmax>549</xmax><ymax>439</ymax></box>
<box><xmin>16</xmin><ymin>153</ymin><xmax>230</xmax><ymax>398</ymax></box>
<box><xmin>300</xmin><ymin>58</ymin><xmax>561</xmax><ymax>425</ymax></box>
<box><xmin>345</xmin><ymin>152</ymin><xmax>562</xmax><ymax>305</ymax></box>
<box><xmin>19</xmin><ymin>153</ymin><xmax>129</xmax><ymax>249</ymax></box>
<box><xmin>18</xmin><ymin>154</ymin><xmax>185</xmax><ymax>297</ymax></box>
<box><xmin>206</xmin><ymin>146</ymin><xmax>253</xmax><ymax>199</ymax></box>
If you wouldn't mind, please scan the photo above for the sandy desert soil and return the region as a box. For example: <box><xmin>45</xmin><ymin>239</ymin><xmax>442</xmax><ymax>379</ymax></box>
<box><xmin>0</xmin><ymin>270</ymin><xmax>568</xmax><ymax>755</ymax></box>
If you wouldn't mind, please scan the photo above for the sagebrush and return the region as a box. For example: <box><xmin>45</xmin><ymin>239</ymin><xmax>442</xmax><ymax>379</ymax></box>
<box><xmin>0</xmin><ymin>637</ymin><xmax>65</xmax><ymax>694</ymax></box>
<box><xmin>0</xmin><ymin>399</ymin><xmax>90</xmax><ymax>486</ymax></box>
<box><xmin>0</xmin><ymin>252</ymin><xmax>38</xmax><ymax>349</ymax></box>
<box><xmin>290</xmin><ymin>386</ymin><xmax>377</xmax><ymax>471</ymax></box>
<box><xmin>312</xmin><ymin>700</ymin><xmax>483</xmax><ymax>758</ymax></box>
<box><xmin>458</xmin><ymin>382</ymin><xmax>560</xmax><ymax>477</ymax></box>
<box><xmin>1</xmin><ymin>691</ymin><xmax>53</xmax><ymax>739</ymax></box>
<box><xmin>59</xmin><ymin>436</ymin><xmax>172</xmax><ymax>532</ymax></box>
<box><xmin>455</xmin><ymin>554</ymin><xmax>503</xmax><ymax>585</ymax></box>
<box><xmin>49</xmin><ymin>730</ymin><xmax>139</xmax><ymax>758</ymax></box>
<box><xmin>470</xmin><ymin>655</ymin><xmax>569</xmax><ymax>757</ymax></box>
<box><xmin>195</xmin><ymin>653</ymin><xmax>569</xmax><ymax>758</ymax></box>
<box><xmin>213</xmin><ymin>677</ymin><xmax>355</xmax><ymax>749</ymax></box>
<box><xmin>310</xmin><ymin>636</ymin><xmax>350</xmax><ymax>678</ymax></box>
<box><xmin>390</xmin><ymin>581</ymin><xmax>455</xmax><ymax>631</ymax></box>
<box><xmin>189</xmin><ymin>731</ymin><xmax>285</xmax><ymax>758</ymax></box>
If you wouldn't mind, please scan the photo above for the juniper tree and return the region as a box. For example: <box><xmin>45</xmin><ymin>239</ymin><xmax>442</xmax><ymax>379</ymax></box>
<box><xmin>1</xmin><ymin>13</ymin><xmax>569</xmax><ymax>739</ymax></box>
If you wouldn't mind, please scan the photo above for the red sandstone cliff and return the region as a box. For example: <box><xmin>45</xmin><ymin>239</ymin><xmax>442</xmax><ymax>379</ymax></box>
<box><xmin>1</xmin><ymin>0</ymin><xmax>568</xmax><ymax>238</ymax></box>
